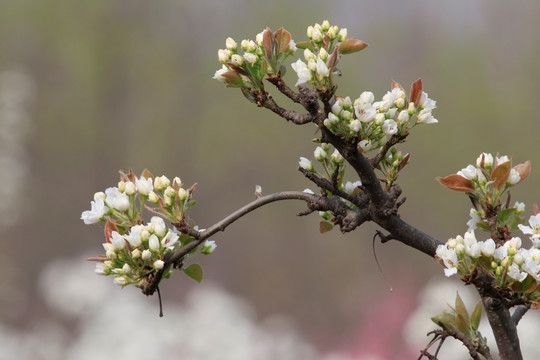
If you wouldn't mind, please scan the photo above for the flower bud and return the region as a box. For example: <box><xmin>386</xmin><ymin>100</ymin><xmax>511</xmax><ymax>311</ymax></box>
<box><xmin>407</xmin><ymin>102</ymin><xmax>416</xmax><ymax>114</ymax></box>
<box><xmin>243</xmin><ymin>53</ymin><xmax>258</xmax><ymax>65</ymax></box>
<box><xmin>178</xmin><ymin>188</ymin><xmax>189</xmax><ymax>201</ymax></box>
<box><xmin>318</xmin><ymin>48</ymin><xmax>329</xmax><ymax>61</ymax></box>
<box><xmin>321</xmin><ymin>20</ymin><xmax>330</xmax><ymax>31</ymax></box>
<box><xmin>125</xmin><ymin>181</ymin><xmax>136</xmax><ymax>195</ymax></box>
<box><xmin>397</xmin><ymin>110</ymin><xmax>409</xmax><ymax>124</ymax></box>
<box><xmin>132</xmin><ymin>248</ymin><xmax>141</xmax><ymax>259</ymax></box>
<box><xmin>218</xmin><ymin>49</ymin><xmax>231</xmax><ymax>63</ymax></box>
<box><xmin>118</xmin><ymin>181</ymin><xmax>126</xmax><ymax>193</ymax></box>
<box><xmin>349</xmin><ymin>119</ymin><xmax>361</xmax><ymax>132</ymax></box>
<box><xmin>231</xmin><ymin>54</ymin><xmax>244</xmax><ymax>66</ymax></box>
<box><xmin>304</xmin><ymin>49</ymin><xmax>315</xmax><ymax>61</ymax></box>
<box><xmin>299</xmin><ymin>157</ymin><xmax>314</xmax><ymax>171</ymax></box>
<box><xmin>149</xmin><ymin>234</ymin><xmax>160</xmax><ymax>251</ymax></box>
<box><xmin>153</xmin><ymin>260</ymin><xmax>165</xmax><ymax>270</ymax></box>
<box><xmin>142</xmin><ymin>249</ymin><xmax>152</xmax><ymax>260</ymax></box>
<box><xmin>94</xmin><ymin>192</ymin><xmax>106</xmax><ymax>201</ymax></box>
<box><xmin>314</xmin><ymin>146</ymin><xmax>327</xmax><ymax>161</ymax></box>
<box><xmin>341</xmin><ymin>110</ymin><xmax>352</xmax><ymax>121</ymax></box>
<box><xmin>307</xmin><ymin>25</ymin><xmax>314</xmax><ymax>39</ymax></box>
<box><xmin>338</xmin><ymin>28</ymin><xmax>347</xmax><ymax>42</ymax></box>
<box><xmin>95</xmin><ymin>263</ymin><xmax>108</xmax><ymax>275</ymax></box>
<box><xmin>357</xmin><ymin>139</ymin><xmax>372</xmax><ymax>152</ymax></box>
<box><xmin>114</xmin><ymin>276</ymin><xmax>127</xmax><ymax>286</ymax></box>
<box><xmin>201</xmin><ymin>240</ymin><xmax>217</xmax><ymax>254</ymax></box>
<box><xmin>312</xmin><ymin>27</ymin><xmax>322</xmax><ymax>42</ymax></box>
<box><xmin>331</xmin><ymin>149</ymin><xmax>344</xmax><ymax>164</ymax></box>
<box><xmin>328</xmin><ymin>26</ymin><xmax>339</xmax><ymax>39</ymax></box>
<box><xmin>122</xmin><ymin>263</ymin><xmax>132</xmax><ymax>274</ymax></box>
<box><xmin>225</xmin><ymin>37</ymin><xmax>237</xmax><ymax>51</ymax></box>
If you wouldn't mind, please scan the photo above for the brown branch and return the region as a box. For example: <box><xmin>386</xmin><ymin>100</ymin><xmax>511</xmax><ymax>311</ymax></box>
<box><xmin>511</xmin><ymin>304</ymin><xmax>531</xmax><ymax>325</ymax></box>
<box><xmin>422</xmin><ymin>328</ymin><xmax>490</xmax><ymax>360</ymax></box>
<box><xmin>370</xmin><ymin>133</ymin><xmax>409</xmax><ymax>168</ymax></box>
<box><xmin>254</xmin><ymin>89</ymin><xmax>313</xmax><ymax>124</ymax></box>
<box><xmin>142</xmin><ymin>190</ymin><xmax>363</xmax><ymax>296</ymax></box>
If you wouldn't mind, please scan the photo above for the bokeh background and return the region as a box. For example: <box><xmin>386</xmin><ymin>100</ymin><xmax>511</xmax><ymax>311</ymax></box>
<box><xmin>1</xmin><ymin>1</ymin><xmax>539</xmax><ymax>359</ymax></box>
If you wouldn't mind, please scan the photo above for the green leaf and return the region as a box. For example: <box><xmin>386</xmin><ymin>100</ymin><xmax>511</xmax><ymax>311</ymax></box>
<box><xmin>497</xmin><ymin>208</ymin><xmax>516</xmax><ymax>225</ymax></box>
<box><xmin>295</xmin><ymin>41</ymin><xmax>314</xmax><ymax>51</ymax></box>
<box><xmin>431</xmin><ymin>312</ymin><xmax>457</xmax><ymax>330</ymax></box>
<box><xmin>183</xmin><ymin>264</ymin><xmax>204</xmax><ymax>283</ymax></box>
<box><xmin>470</xmin><ymin>301</ymin><xmax>482</xmax><ymax>330</ymax></box>
<box><xmin>455</xmin><ymin>293</ymin><xmax>471</xmax><ymax>335</ymax></box>
<box><xmin>319</xmin><ymin>221</ymin><xmax>334</xmax><ymax>233</ymax></box>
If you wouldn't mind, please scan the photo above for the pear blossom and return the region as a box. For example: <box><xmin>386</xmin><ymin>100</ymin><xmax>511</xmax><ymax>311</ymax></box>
<box><xmin>141</xmin><ymin>249</ymin><xmax>152</xmax><ymax>260</ymax></box>
<box><xmin>458</xmin><ymin>165</ymin><xmax>478</xmax><ymax>180</ymax></box>
<box><xmin>315</xmin><ymin>58</ymin><xmax>329</xmax><ymax>79</ymax></box>
<box><xmin>213</xmin><ymin>65</ymin><xmax>228</xmax><ymax>82</ymax></box>
<box><xmin>419</xmin><ymin>92</ymin><xmax>437</xmax><ymax>110</ymax></box>
<box><xmin>113</xmin><ymin>276</ymin><xmax>127</xmax><ymax>286</ymax></box>
<box><xmin>358</xmin><ymin>91</ymin><xmax>374</xmax><ymax>105</ymax></box>
<box><xmin>243</xmin><ymin>53</ymin><xmax>258</xmax><ymax>65</ymax></box>
<box><xmin>345</xmin><ymin>181</ymin><xmax>362</xmax><ymax>194</ymax></box>
<box><xmin>94</xmin><ymin>263</ymin><xmax>108</xmax><ymax>275</ymax></box>
<box><xmin>105</xmin><ymin>187</ymin><xmax>130</xmax><ymax>212</ymax></box>
<box><xmin>150</xmin><ymin>216</ymin><xmax>167</xmax><ymax>237</ymax></box>
<box><xmin>481</xmin><ymin>238</ymin><xmax>496</xmax><ymax>257</ymax></box>
<box><xmin>201</xmin><ymin>240</ymin><xmax>217</xmax><ymax>254</ymax></box>
<box><xmin>162</xmin><ymin>230</ymin><xmax>179</xmax><ymax>250</ymax></box>
<box><xmin>299</xmin><ymin>157</ymin><xmax>313</xmax><ymax>171</ymax></box>
<box><xmin>153</xmin><ymin>260</ymin><xmax>165</xmax><ymax>270</ymax></box>
<box><xmin>382</xmin><ymin>119</ymin><xmax>398</xmax><ymax>135</ymax></box>
<box><xmin>314</xmin><ymin>146</ymin><xmax>327</xmax><ymax>161</ymax></box>
<box><xmin>467</xmin><ymin>208</ymin><xmax>481</xmax><ymax>232</ymax></box>
<box><xmin>355</xmin><ymin>103</ymin><xmax>376</xmax><ymax>123</ymax></box>
<box><xmin>126</xmin><ymin>224</ymin><xmax>144</xmax><ymax>247</ymax></box>
<box><xmin>463</xmin><ymin>232</ymin><xmax>481</xmax><ymax>258</ymax></box>
<box><xmin>330</xmin><ymin>149</ymin><xmax>344</xmax><ymax>163</ymax></box>
<box><xmin>519</xmin><ymin>213</ymin><xmax>540</xmax><ymax>246</ymax></box>
<box><xmin>358</xmin><ymin>139</ymin><xmax>372</xmax><ymax>152</ymax></box>
<box><xmin>81</xmin><ymin>196</ymin><xmax>109</xmax><ymax>224</ymax></box>
<box><xmin>508</xmin><ymin>263</ymin><xmax>528</xmax><ymax>282</ymax></box>
<box><xmin>135</xmin><ymin>176</ymin><xmax>153</xmax><ymax>195</ymax></box>
<box><xmin>349</xmin><ymin>119</ymin><xmax>361</xmax><ymax>132</ymax></box>
<box><xmin>436</xmin><ymin>244</ymin><xmax>458</xmax><ymax>277</ymax></box>
<box><xmin>417</xmin><ymin>109</ymin><xmax>438</xmax><ymax>124</ymax></box>
<box><xmin>507</xmin><ymin>168</ymin><xmax>521</xmax><ymax>185</ymax></box>
<box><xmin>476</xmin><ymin>152</ymin><xmax>494</xmax><ymax>168</ymax></box>
<box><xmin>148</xmin><ymin>234</ymin><xmax>160</xmax><ymax>251</ymax></box>
<box><xmin>291</xmin><ymin>59</ymin><xmax>311</xmax><ymax>86</ymax></box>
<box><xmin>110</xmin><ymin>231</ymin><xmax>126</xmax><ymax>249</ymax></box>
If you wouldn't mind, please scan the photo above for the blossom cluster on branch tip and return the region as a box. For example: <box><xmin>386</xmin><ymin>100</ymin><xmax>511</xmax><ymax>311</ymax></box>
<box><xmin>82</xmin><ymin>169</ymin><xmax>215</xmax><ymax>288</ymax></box>
<box><xmin>213</xmin><ymin>27</ymin><xmax>296</xmax><ymax>90</ymax></box>
<box><xmin>324</xmin><ymin>80</ymin><xmax>437</xmax><ymax>149</ymax></box>
<box><xmin>436</xmin><ymin>230</ymin><xmax>540</xmax><ymax>307</ymax></box>
<box><xmin>213</xmin><ymin>20</ymin><xmax>367</xmax><ymax>93</ymax></box>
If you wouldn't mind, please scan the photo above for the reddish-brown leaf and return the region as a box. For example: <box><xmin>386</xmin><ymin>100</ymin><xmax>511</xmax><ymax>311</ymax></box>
<box><xmin>220</xmin><ymin>70</ymin><xmax>245</xmax><ymax>88</ymax></box>
<box><xmin>436</xmin><ymin>174</ymin><xmax>475</xmax><ymax>192</ymax></box>
<box><xmin>104</xmin><ymin>218</ymin><xmax>118</xmax><ymax>243</ymax></box>
<box><xmin>491</xmin><ymin>161</ymin><xmax>512</xmax><ymax>190</ymax></box>
<box><xmin>410</xmin><ymin>78</ymin><xmax>423</xmax><ymax>107</ymax></box>
<box><xmin>262</xmin><ymin>27</ymin><xmax>273</xmax><ymax>59</ymax></box>
<box><xmin>391</xmin><ymin>79</ymin><xmax>405</xmax><ymax>92</ymax></box>
<box><xmin>338</xmin><ymin>38</ymin><xmax>368</xmax><ymax>54</ymax></box>
<box><xmin>513</xmin><ymin>160</ymin><xmax>531</xmax><ymax>185</ymax></box>
<box><xmin>326</xmin><ymin>47</ymin><xmax>339</xmax><ymax>71</ymax></box>
<box><xmin>274</xmin><ymin>27</ymin><xmax>291</xmax><ymax>54</ymax></box>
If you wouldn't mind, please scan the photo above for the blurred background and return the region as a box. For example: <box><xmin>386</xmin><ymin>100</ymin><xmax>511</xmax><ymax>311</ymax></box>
<box><xmin>1</xmin><ymin>1</ymin><xmax>539</xmax><ymax>359</ymax></box>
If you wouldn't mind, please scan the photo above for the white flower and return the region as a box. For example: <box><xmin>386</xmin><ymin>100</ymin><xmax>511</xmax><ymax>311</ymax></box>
<box><xmin>507</xmin><ymin>168</ymin><xmax>521</xmax><ymax>185</ymax></box>
<box><xmin>314</xmin><ymin>146</ymin><xmax>327</xmax><ymax>161</ymax></box>
<box><xmin>291</xmin><ymin>59</ymin><xmax>312</xmax><ymax>86</ymax></box>
<box><xmin>331</xmin><ymin>99</ymin><xmax>342</xmax><ymax>114</ymax></box>
<box><xmin>110</xmin><ymin>231</ymin><xmax>126</xmax><ymax>249</ymax></box>
<box><xmin>105</xmin><ymin>187</ymin><xmax>130</xmax><ymax>212</ymax></box>
<box><xmin>522</xmin><ymin>260</ymin><xmax>540</xmax><ymax>281</ymax></box>
<box><xmin>243</xmin><ymin>53</ymin><xmax>258</xmax><ymax>65</ymax></box>
<box><xmin>467</xmin><ymin>208</ymin><xmax>481</xmax><ymax>232</ymax></box>
<box><xmin>436</xmin><ymin>244</ymin><xmax>459</xmax><ymax>277</ymax></box>
<box><xmin>126</xmin><ymin>224</ymin><xmax>144</xmax><ymax>247</ymax></box>
<box><xmin>150</xmin><ymin>216</ymin><xmax>167</xmax><ymax>237</ymax></box>
<box><xmin>213</xmin><ymin>65</ymin><xmax>228</xmax><ymax>82</ymax></box>
<box><xmin>358</xmin><ymin>91</ymin><xmax>374</xmax><ymax>104</ymax></box>
<box><xmin>288</xmin><ymin>39</ymin><xmax>297</xmax><ymax>52</ymax></box>
<box><xmin>397</xmin><ymin>110</ymin><xmax>409</xmax><ymax>124</ymax></box>
<box><xmin>231</xmin><ymin>54</ymin><xmax>243</xmax><ymax>66</ymax></box>
<box><xmin>358</xmin><ymin>139</ymin><xmax>372</xmax><ymax>152</ymax></box>
<box><xmin>113</xmin><ymin>276</ymin><xmax>127</xmax><ymax>286</ymax></box>
<box><xmin>494</xmin><ymin>246</ymin><xmax>508</xmax><ymax>260</ymax></box>
<box><xmin>330</xmin><ymin>149</ymin><xmax>344</xmax><ymax>163</ymax></box>
<box><xmin>349</xmin><ymin>119</ymin><xmax>361</xmax><ymax>132</ymax></box>
<box><xmin>519</xmin><ymin>213</ymin><xmax>540</xmax><ymax>246</ymax></box>
<box><xmin>311</xmin><ymin>27</ymin><xmax>322</xmax><ymax>42</ymax></box>
<box><xmin>345</xmin><ymin>181</ymin><xmax>362</xmax><ymax>194</ymax></box>
<box><xmin>496</xmin><ymin>155</ymin><xmax>510</xmax><ymax>164</ymax></box>
<box><xmin>419</xmin><ymin>92</ymin><xmax>437</xmax><ymax>110</ymax></box>
<box><xmin>135</xmin><ymin>176</ymin><xmax>153</xmax><ymax>196</ymax></box>
<box><xmin>417</xmin><ymin>109</ymin><xmax>438</xmax><ymax>124</ymax></box>
<box><xmin>218</xmin><ymin>49</ymin><xmax>231</xmax><ymax>63</ymax></box>
<box><xmin>141</xmin><ymin>249</ymin><xmax>152</xmax><ymax>260</ymax></box>
<box><xmin>225</xmin><ymin>37</ymin><xmax>237</xmax><ymax>51</ymax></box>
<box><xmin>124</xmin><ymin>181</ymin><xmax>136</xmax><ymax>195</ymax></box>
<box><xmin>338</xmin><ymin>28</ymin><xmax>347</xmax><ymax>42</ymax></box>
<box><xmin>153</xmin><ymin>260</ymin><xmax>165</xmax><ymax>270</ymax></box>
<box><xmin>162</xmin><ymin>230</ymin><xmax>179</xmax><ymax>250</ymax></box>
<box><xmin>201</xmin><ymin>240</ymin><xmax>217</xmax><ymax>254</ymax></box>
<box><xmin>463</xmin><ymin>232</ymin><xmax>481</xmax><ymax>258</ymax></box>
<box><xmin>481</xmin><ymin>238</ymin><xmax>496</xmax><ymax>257</ymax></box>
<box><xmin>94</xmin><ymin>263</ymin><xmax>108</xmax><ymax>275</ymax></box>
<box><xmin>303</xmin><ymin>188</ymin><xmax>315</xmax><ymax>194</ymax></box>
<box><xmin>508</xmin><ymin>263</ymin><xmax>528</xmax><ymax>282</ymax></box>
<box><xmin>355</xmin><ymin>103</ymin><xmax>376</xmax><ymax>123</ymax></box>
<box><xmin>299</xmin><ymin>157</ymin><xmax>313</xmax><ymax>171</ymax></box>
<box><xmin>315</xmin><ymin>58</ymin><xmax>329</xmax><ymax>79</ymax></box>
<box><xmin>327</xmin><ymin>112</ymin><xmax>339</xmax><ymax>124</ymax></box>
<box><xmin>514</xmin><ymin>201</ymin><xmax>525</xmax><ymax>213</ymax></box>
<box><xmin>458</xmin><ymin>165</ymin><xmax>478</xmax><ymax>180</ymax></box>
<box><xmin>382</xmin><ymin>119</ymin><xmax>398</xmax><ymax>135</ymax></box>
<box><xmin>81</xmin><ymin>196</ymin><xmax>109</xmax><ymax>224</ymax></box>
<box><xmin>476</xmin><ymin>152</ymin><xmax>494</xmax><ymax>168</ymax></box>
<box><xmin>148</xmin><ymin>234</ymin><xmax>160</xmax><ymax>251</ymax></box>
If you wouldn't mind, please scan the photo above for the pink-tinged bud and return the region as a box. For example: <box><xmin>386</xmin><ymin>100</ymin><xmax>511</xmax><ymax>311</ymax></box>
<box><xmin>436</xmin><ymin>174</ymin><xmax>475</xmax><ymax>192</ymax></box>
<box><xmin>339</xmin><ymin>38</ymin><xmax>368</xmax><ymax>54</ymax></box>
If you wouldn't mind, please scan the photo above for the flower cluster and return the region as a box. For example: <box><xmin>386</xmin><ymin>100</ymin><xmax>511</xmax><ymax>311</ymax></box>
<box><xmin>291</xmin><ymin>20</ymin><xmax>367</xmax><ymax>90</ymax></box>
<box><xmin>81</xmin><ymin>170</ymin><xmax>216</xmax><ymax>288</ymax></box>
<box><xmin>438</xmin><ymin>153</ymin><xmax>530</xmax><ymax>207</ymax></box>
<box><xmin>323</xmin><ymin>81</ymin><xmax>437</xmax><ymax>147</ymax></box>
<box><xmin>436</xmin><ymin>230</ymin><xmax>540</xmax><ymax>302</ymax></box>
<box><xmin>213</xmin><ymin>27</ymin><xmax>296</xmax><ymax>90</ymax></box>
